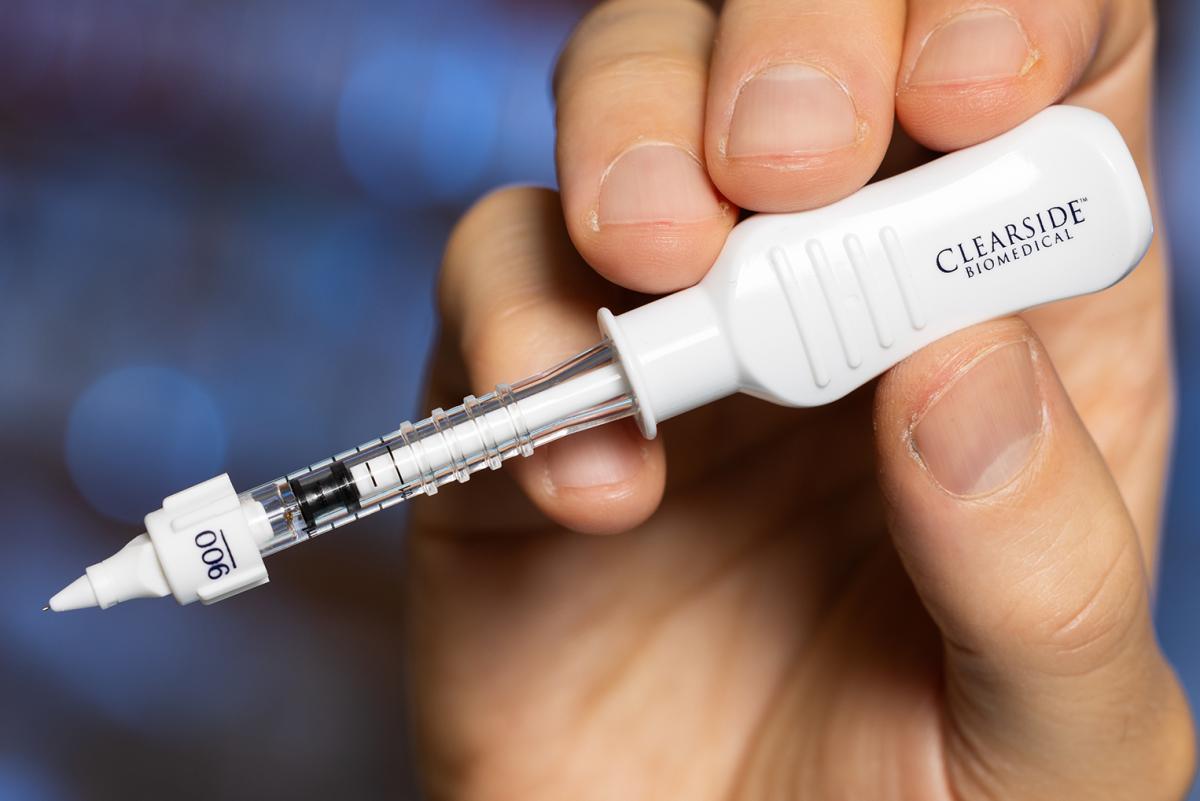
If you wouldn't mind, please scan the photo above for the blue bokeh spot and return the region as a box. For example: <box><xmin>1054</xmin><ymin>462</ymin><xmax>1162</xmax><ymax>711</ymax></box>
<box><xmin>336</xmin><ymin>43</ymin><xmax>431</xmax><ymax>205</ymax></box>
<box><xmin>0</xmin><ymin>757</ymin><xmax>70</xmax><ymax>801</ymax></box>
<box><xmin>66</xmin><ymin>366</ymin><xmax>227</xmax><ymax>524</ymax></box>
<box><xmin>418</xmin><ymin>48</ymin><xmax>502</xmax><ymax>202</ymax></box>
<box><xmin>337</xmin><ymin>40</ymin><xmax>502</xmax><ymax>205</ymax></box>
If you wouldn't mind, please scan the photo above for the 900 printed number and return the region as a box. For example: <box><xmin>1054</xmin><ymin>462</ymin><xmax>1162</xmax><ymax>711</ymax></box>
<box><xmin>194</xmin><ymin>529</ymin><xmax>238</xmax><ymax>580</ymax></box>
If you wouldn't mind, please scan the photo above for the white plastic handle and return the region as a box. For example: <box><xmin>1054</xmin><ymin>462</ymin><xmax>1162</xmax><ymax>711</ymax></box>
<box><xmin>601</xmin><ymin>105</ymin><xmax>1153</xmax><ymax>437</ymax></box>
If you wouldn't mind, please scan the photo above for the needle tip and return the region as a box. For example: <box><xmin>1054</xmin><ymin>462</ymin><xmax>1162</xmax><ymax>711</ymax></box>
<box><xmin>42</xmin><ymin>605</ymin><xmax>50</xmax><ymax>612</ymax></box>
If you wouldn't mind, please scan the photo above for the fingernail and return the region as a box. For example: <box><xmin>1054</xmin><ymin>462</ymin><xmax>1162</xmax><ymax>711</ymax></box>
<box><xmin>545</xmin><ymin>425</ymin><xmax>644</xmax><ymax>490</ymax></box>
<box><xmin>909</xmin><ymin>9</ymin><xmax>1032</xmax><ymax>87</ymax></box>
<box><xmin>727</xmin><ymin>64</ymin><xmax>858</xmax><ymax>159</ymax></box>
<box><xmin>913</xmin><ymin>342</ymin><xmax>1043</xmax><ymax>496</ymax></box>
<box><xmin>597</xmin><ymin>144</ymin><xmax>724</xmax><ymax>226</ymax></box>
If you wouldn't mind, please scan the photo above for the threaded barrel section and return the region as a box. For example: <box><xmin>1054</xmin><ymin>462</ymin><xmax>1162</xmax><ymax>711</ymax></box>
<box><xmin>243</xmin><ymin>341</ymin><xmax>635</xmax><ymax>554</ymax></box>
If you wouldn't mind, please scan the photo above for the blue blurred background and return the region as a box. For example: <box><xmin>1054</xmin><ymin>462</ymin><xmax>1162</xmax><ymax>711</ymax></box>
<box><xmin>1</xmin><ymin>2</ymin><xmax>1196</xmax><ymax>799</ymax></box>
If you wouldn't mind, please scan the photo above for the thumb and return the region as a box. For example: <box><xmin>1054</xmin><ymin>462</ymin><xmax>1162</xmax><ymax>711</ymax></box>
<box><xmin>874</xmin><ymin>318</ymin><xmax>1194</xmax><ymax>800</ymax></box>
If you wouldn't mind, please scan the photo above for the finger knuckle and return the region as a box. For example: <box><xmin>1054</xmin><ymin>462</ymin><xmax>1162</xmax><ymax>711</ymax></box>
<box><xmin>554</xmin><ymin>0</ymin><xmax>713</xmax><ymax>98</ymax></box>
<box><xmin>439</xmin><ymin>186</ymin><xmax>557</xmax><ymax>315</ymax></box>
<box><xmin>577</xmin><ymin>0</ymin><xmax>714</xmax><ymax>39</ymax></box>
<box><xmin>1016</xmin><ymin>534</ymin><xmax>1149</xmax><ymax>675</ymax></box>
<box><xmin>559</xmin><ymin>50</ymin><xmax>708</xmax><ymax>111</ymax></box>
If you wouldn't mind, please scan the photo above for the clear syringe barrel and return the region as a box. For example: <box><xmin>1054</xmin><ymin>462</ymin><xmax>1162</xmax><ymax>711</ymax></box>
<box><xmin>239</xmin><ymin>342</ymin><xmax>634</xmax><ymax>557</ymax></box>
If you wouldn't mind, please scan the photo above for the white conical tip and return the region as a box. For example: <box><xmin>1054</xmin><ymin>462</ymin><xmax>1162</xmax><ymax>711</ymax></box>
<box><xmin>47</xmin><ymin>574</ymin><xmax>99</xmax><ymax>612</ymax></box>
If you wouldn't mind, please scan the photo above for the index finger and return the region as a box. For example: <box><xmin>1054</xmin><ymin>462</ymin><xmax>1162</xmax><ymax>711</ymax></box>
<box><xmin>554</xmin><ymin>0</ymin><xmax>737</xmax><ymax>294</ymax></box>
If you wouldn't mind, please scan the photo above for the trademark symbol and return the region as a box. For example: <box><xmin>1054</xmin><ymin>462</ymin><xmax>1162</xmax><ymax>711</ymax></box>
<box><xmin>1080</xmin><ymin>197</ymin><xmax>1089</xmax><ymax>203</ymax></box>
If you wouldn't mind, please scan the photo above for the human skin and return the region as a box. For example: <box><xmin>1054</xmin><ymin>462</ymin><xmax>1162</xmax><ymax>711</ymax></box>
<box><xmin>404</xmin><ymin>1</ymin><xmax>1196</xmax><ymax>798</ymax></box>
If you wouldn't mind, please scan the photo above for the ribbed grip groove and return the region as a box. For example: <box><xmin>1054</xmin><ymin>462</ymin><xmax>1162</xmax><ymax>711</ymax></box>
<box><xmin>462</xmin><ymin>394</ymin><xmax>501</xmax><ymax>469</ymax></box>
<box><xmin>431</xmin><ymin>407</ymin><xmax>470</xmax><ymax>483</ymax></box>
<box><xmin>495</xmin><ymin>383</ymin><xmax>535</xmax><ymax>457</ymax></box>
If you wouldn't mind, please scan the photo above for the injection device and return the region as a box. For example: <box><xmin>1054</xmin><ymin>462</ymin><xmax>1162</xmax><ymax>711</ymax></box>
<box><xmin>47</xmin><ymin>105</ymin><xmax>1154</xmax><ymax>612</ymax></box>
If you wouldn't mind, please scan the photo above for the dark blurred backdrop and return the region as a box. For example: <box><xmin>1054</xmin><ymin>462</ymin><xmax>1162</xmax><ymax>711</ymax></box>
<box><xmin>1</xmin><ymin>2</ymin><xmax>1196</xmax><ymax>799</ymax></box>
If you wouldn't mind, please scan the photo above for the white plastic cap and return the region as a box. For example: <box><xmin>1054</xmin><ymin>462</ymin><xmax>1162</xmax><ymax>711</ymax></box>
<box><xmin>144</xmin><ymin>474</ymin><xmax>269</xmax><ymax>605</ymax></box>
<box><xmin>47</xmin><ymin>474</ymin><xmax>270</xmax><ymax>611</ymax></box>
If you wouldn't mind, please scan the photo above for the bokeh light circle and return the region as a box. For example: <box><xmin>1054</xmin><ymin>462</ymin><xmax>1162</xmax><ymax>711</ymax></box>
<box><xmin>0</xmin><ymin>757</ymin><xmax>67</xmax><ymax>801</ymax></box>
<box><xmin>417</xmin><ymin>48</ymin><xmax>502</xmax><ymax>202</ymax></box>
<box><xmin>336</xmin><ymin>42</ymin><xmax>501</xmax><ymax>205</ymax></box>
<box><xmin>66</xmin><ymin>366</ymin><xmax>227</xmax><ymax>524</ymax></box>
<box><xmin>336</xmin><ymin>44</ymin><xmax>428</xmax><ymax>205</ymax></box>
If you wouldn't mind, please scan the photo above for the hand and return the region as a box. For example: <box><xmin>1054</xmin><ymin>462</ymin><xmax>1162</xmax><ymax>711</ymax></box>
<box><xmin>404</xmin><ymin>1</ymin><xmax>1195</xmax><ymax>799</ymax></box>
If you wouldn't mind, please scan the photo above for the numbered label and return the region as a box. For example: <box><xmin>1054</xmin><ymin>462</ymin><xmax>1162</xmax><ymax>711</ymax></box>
<box><xmin>194</xmin><ymin>529</ymin><xmax>238</xmax><ymax>580</ymax></box>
